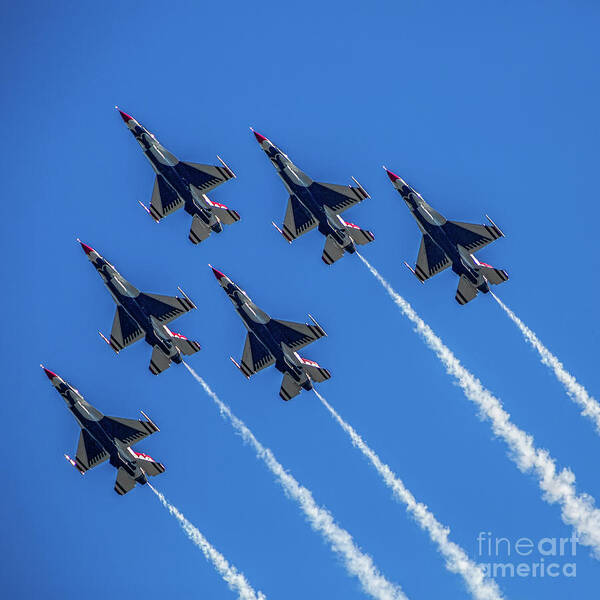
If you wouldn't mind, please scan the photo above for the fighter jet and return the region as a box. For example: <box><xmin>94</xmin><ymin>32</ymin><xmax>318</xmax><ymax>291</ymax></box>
<box><xmin>117</xmin><ymin>108</ymin><xmax>240</xmax><ymax>244</ymax></box>
<box><xmin>384</xmin><ymin>168</ymin><xmax>509</xmax><ymax>305</ymax></box>
<box><xmin>210</xmin><ymin>266</ymin><xmax>330</xmax><ymax>400</ymax></box>
<box><xmin>78</xmin><ymin>240</ymin><xmax>200</xmax><ymax>374</ymax></box>
<box><xmin>41</xmin><ymin>366</ymin><xmax>165</xmax><ymax>495</ymax></box>
<box><xmin>252</xmin><ymin>129</ymin><xmax>374</xmax><ymax>265</ymax></box>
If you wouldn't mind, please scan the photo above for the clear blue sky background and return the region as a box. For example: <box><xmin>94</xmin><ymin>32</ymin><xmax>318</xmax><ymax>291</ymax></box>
<box><xmin>2</xmin><ymin>1</ymin><xmax>599</xmax><ymax>598</ymax></box>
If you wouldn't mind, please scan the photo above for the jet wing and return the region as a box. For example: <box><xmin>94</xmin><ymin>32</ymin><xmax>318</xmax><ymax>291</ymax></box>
<box><xmin>322</xmin><ymin>235</ymin><xmax>345</xmax><ymax>265</ymax></box>
<box><xmin>267</xmin><ymin>318</ymin><xmax>327</xmax><ymax>352</ymax></box>
<box><xmin>239</xmin><ymin>332</ymin><xmax>276</xmax><ymax>377</ymax></box>
<box><xmin>442</xmin><ymin>220</ymin><xmax>504</xmax><ymax>254</ymax></box>
<box><xmin>310</xmin><ymin>181</ymin><xmax>369</xmax><ymax>215</ymax></box>
<box><xmin>177</xmin><ymin>161</ymin><xmax>235</xmax><ymax>195</ymax></box>
<box><xmin>280</xmin><ymin>196</ymin><xmax>317</xmax><ymax>241</ymax></box>
<box><xmin>149</xmin><ymin>346</ymin><xmax>172</xmax><ymax>375</ymax></box>
<box><xmin>74</xmin><ymin>429</ymin><xmax>109</xmax><ymax>473</ymax></box>
<box><xmin>108</xmin><ymin>306</ymin><xmax>145</xmax><ymax>352</ymax></box>
<box><xmin>149</xmin><ymin>176</ymin><xmax>184</xmax><ymax>221</ymax></box>
<box><xmin>413</xmin><ymin>235</ymin><xmax>451</xmax><ymax>282</ymax></box>
<box><xmin>136</xmin><ymin>292</ymin><xmax>196</xmax><ymax>325</ymax></box>
<box><xmin>101</xmin><ymin>414</ymin><xmax>160</xmax><ymax>447</ymax></box>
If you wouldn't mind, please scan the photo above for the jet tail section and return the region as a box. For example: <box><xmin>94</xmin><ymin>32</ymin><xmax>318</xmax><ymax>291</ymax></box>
<box><xmin>299</xmin><ymin>357</ymin><xmax>331</xmax><ymax>383</ymax></box>
<box><xmin>343</xmin><ymin>221</ymin><xmax>375</xmax><ymax>246</ymax></box>
<box><xmin>280</xmin><ymin>372</ymin><xmax>302</xmax><ymax>402</ymax></box>
<box><xmin>114</xmin><ymin>467</ymin><xmax>136</xmax><ymax>496</ymax></box>
<box><xmin>455</xmin><ymin>276</ymin><xmax>478</xmax><ymax>306</ymax></box>
<box><xmin>149</xmin><ymin>346</ymin><xmax>171</xmax><ymax>375</ymax></box>
<box><xmin>170</xmin><ymin>331</ymin><xmax>201</xmax><ymax>356</ymax></box>
<box><xmin>189</xmin><ymin>214</ymin><xmax>211</xmax><ymax>244</ymax></box>
<box><xmin>131</xmin><ymin>451</ymin><xmax>166</xmax><ymax>477</ymax></box>
<box><xmin>478</xmin><ymin>264</ymin><xmax>509</xmax><ymax>285</ymax></box>
<box><xmin>322</xmin><ymin>235</ymin><xmax>345</xmax><ymax>265</ymax></box>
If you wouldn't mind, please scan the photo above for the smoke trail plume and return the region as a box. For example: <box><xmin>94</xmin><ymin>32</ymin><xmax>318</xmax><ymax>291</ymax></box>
<box><xmin>148</xmin><ymin>484</ymin><xmax>266</xmax><ymax>600</ymax></box>
<box><xmin>183</xmin><ymin>362</ymin><xmax>408</xmax><ymax>600</ymax></box>
<box><xmin>314</xmin><ymin>389</ymin><xmax>504</xmax><ymax>600</ymax></box>
<box><xmin>492</xmin><ymin>292</ymin><xmax>600</xmax><ymax>433</ymax></box>
<box><xmin>357</xmin><ymin>253</ymin><xmax>600</xmax><ymax>555</ymax></box>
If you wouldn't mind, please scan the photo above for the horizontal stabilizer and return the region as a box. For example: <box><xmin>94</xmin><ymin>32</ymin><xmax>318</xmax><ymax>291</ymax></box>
<box><xmin>115</xmin><ymin>467</ymin><xmax>136</xmax><ymax>496</ymax></box>
<box><xmin>189</xmin><ymin>214</ymin><xmax>211</xmax><ymax>244</ymax></box>
<box><xmin>478</xmin><ymin>264</ymin><xmax>509</xmax><ymax>285</ymax></box>
<box><xmin>344</xmin><ymin>221</ymin><xmax>375</xmax><ymax>245</ymax></box>
<box><xmin>170</xmin><ymin>331</ymin><xmax>201</xmax><ymax>355</ymax></box>
<box><xmin>280</xmin><ymin>372</ymin><xmax>302</xmax><ymax>402</ymax></box>
<box><xmin>131</xmin><ymin>451</ymin><xmax>165</xmax><ymax>477</ymax></box>
<box><xmin>149</xmin><ymin>346</ymin><xmax>171</xmax><ymax>375</ymax></box>
<box><xmin>299</xmin><ymin>357</ymin><xmax>331</xmax><ymax>383</ymax></box>
<box><xmin>322</xmin><ymin>235</ymin><xmax>344</xmax><ymax>265</ymax></box>
<box><xmin>207</xmin><ymin>199</ymin><xmax>241</xmax><ymax>225</ymax></box>
<box><xmin>455</xmin><ymin>275</ymin><xmax>478</xmax><ymax>306</ymax></box>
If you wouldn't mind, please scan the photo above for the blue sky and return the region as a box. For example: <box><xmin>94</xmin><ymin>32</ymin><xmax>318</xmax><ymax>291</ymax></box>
<box><xmin>3</xmin><ymin>1</ymin><xmax>600</xmax><ymax>598</ymax></box>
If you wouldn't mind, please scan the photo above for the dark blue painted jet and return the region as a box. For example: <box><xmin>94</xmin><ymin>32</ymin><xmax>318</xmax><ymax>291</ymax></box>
<box><xmin>210</xmin><ymin>266</ymin><xmax>330</xmax><ymax>401</ymax></box>
<box><xmin>41</xmin><ymin>366</ymin><xmax>164</xmax><ymax>495</ymax></box>
<box><xmin>117</xmin><ymin>108</ymin><xmax>240</xmax><ymax>244</ymax></box>
<box><xmin>385</xmin><ymin>168</ymin><xmax>509</xmax><ymax>305</ymax></box>
<box><xmin>252</xmin><ymin>129</ymin><xmax>374</xmax><ymax>265</ymax></box>
<box><xmin>78</xmin><ymin>240</ymin><xmax>200</xmax><ymax>374</ymax></box>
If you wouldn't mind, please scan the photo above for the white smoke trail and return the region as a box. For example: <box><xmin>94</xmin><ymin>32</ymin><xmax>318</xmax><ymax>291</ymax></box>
<box><xmin>491</xmin><ymin>292</ymin><xmax>600</xmax><ymax>433</ymax></box>
<box><xmin>314</xmin><ymin>389</ymin><xmax>504</xmax><ymax>600</ymax></box>
<box><xmin>183</xmin><ymin>362</ymin><xmax>408</xmax><ymax>600</ymax></box>
<box><xmin>148</xmin><ymin>483</ymin><xmax>266</xmax><ymax>600</ymax></box>
<box><xmin>357</xmin><ymin>253</ymin><xmax>600</xmax><ymax>555</ymax></box>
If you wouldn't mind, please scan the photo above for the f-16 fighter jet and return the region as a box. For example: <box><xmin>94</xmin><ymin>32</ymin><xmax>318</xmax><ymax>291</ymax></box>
<box><xmin>41</xmin><ymin>366</ymin><xmax>165</xmax><ymax>495</ymax></box>
<box><xmin>210</xmin><ymin>266</ymin><xmax>330</xmax><ymax>400</ymax></box>
<box><xmin>385</xmin><ymin>168</ymin><xmax>509</xmax><ymax>305</ymax></box>
<box><xmin>251</xmin><ymin>129</ymin><xmax>374</xmax><ymax>265</ymax></box>
<box><xmin>117</xmin><ymin>108</ymin><xmax>240</xmax><ymax>244</ymax></box>
<box><xmin>78</xmin><ymin>240</ymin><xmax>200</xmax><ymax>374</ymax></box>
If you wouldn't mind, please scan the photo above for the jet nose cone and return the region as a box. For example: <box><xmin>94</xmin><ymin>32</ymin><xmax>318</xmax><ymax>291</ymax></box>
<box><xmin>116</xmin><ymin>107</ymin><xmax>134</xmax><ymax>124</ymax></box>
<box><xmin>383</xmin><ymin>166</ymin><xmax>401</xmax><ymax>183</ymax></box>
<box><xmin>251</xmin><ymin>128</ymin><xmax>268</xmax><ymax>144</ymax></box>
<box><xmin>208</xmin><ymin>264</ymin><xmax>226</xmax><ymax>282</ymax></box>
<box><xmin>77</xmin><ymin>239</ymin><xmax>95</xmax><ymax>256</ymax></box>
<box><xmin>41</xmin><ymin>365</ymin><xmax>58</xmax><ymax>381</ymax></box>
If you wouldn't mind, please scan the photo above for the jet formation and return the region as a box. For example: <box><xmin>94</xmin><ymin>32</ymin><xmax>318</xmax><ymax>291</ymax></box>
<box><xmin>42</xmin><ymin>366</ymin><xmax>165</xmax><ymax>495</ymax></box>
<box><xmin>42</xmin><ymin>112</ymin><xmax>511</xmax><ymax>495</ymax></box>
<box><xmin>78</xmin><ymin>240</ymin><xmax>200</xmax><ymax>374</ymax></box>
<box><xmin>210</xmin><ymin>266</ymin><xmax>330</xmax><ymax>400</ymax></box>
<box><xmin>385</xmin><ymin>168</ymin><xmax>509</xmax><ymax>305</ymax></box>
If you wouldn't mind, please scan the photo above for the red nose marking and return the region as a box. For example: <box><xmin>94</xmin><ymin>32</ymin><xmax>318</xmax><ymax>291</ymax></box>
<box><xmin>384</xmin><ymin>168</ymin><xmax>401</xmax><ymax>182</ymax></box>
<box><xmin>209</xmin><ymin>264</ymin><xmax>226</xmax><ymax>281</ymax></box>
<box><xmin>78</xmin><ymin>240</ymin><xmax>95</xmax><ymax>256</ymax></box>
<box><xmin>118</xmin><ymin>109</ymin><xmax>134</xmax><ymax>123</ymax></box>
<box><xmin>252</xmin><ymin>130</ymin><xmax>268</xmax><ymax>144</ymax></box>
<box><xmin>42</xmin><ymin>366</ymin><xmax>58</xmax><ymax>380</ymax></box>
